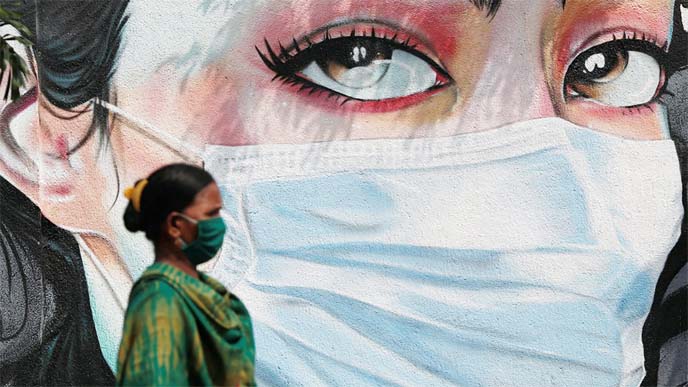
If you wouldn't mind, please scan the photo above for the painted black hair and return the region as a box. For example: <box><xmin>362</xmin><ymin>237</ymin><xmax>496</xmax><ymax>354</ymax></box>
<box><xmin>123</xmin><ymin>164</ymin><xmax>214</xmax><ymax>243</ymax></box>
<box><xmin>471</xmin><ymin>0</ymin><xmax>503</xmax><ymax>18</ymax></box>
<box><xmin>470</xmin><ymin>0</ymin><xmax>566</xmax><ymax>18</ymax></box>
<box><xmin>8</xmin><ymin>0</ymin><xmax>129</xmax><ymax>154</ymax></box>
<box><xmin>642</xmin><ymin>5</ymin><xmax>688</xmax><ymax>386</ymax></box>
<box><xmin>670</xmin><ymin>1</ymin><xmax>688</xmax><ymax>70</ymax></box>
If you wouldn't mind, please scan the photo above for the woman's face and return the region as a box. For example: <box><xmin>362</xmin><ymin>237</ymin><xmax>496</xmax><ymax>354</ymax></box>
<box><xmin>109</xmin><ymin>0</ymin><xmax>676</xmax><ymax>163</ymax></box>
<box><xmin>172</xmin><ymin>182</ymin><xmax>223</xmax><ymax>246</ymax></box>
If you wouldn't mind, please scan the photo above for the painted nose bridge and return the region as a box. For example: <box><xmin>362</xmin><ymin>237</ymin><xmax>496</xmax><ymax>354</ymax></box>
<box><xmin>459</xmin><ymin>4</ymin><xmax>557</xmax><ymax>131</ymax></box>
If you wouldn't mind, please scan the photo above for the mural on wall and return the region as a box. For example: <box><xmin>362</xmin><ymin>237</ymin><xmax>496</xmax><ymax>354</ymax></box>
<box><xmin>0</xmin><ymin>0</ymin><xmax>686</xmax><ymax>385</ymax></box>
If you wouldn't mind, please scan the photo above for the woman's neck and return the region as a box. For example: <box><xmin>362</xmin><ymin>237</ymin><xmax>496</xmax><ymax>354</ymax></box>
<box><xmin>155</xmin><ymin>245</ymin><xmax>199</xmax><ymax>279</ymax></box>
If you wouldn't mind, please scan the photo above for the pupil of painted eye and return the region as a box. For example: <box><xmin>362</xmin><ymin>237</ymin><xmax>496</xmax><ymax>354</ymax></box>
<box><xmin>577</xmin><ymin>48</ymin><xmax>625</xmax><ymax>81</ymax></box>
<box><xmin>317</xmin><ymin>38</ymin><xmax>393</xmax><ymax>70</ymax></box>
<box><xmin>582</xmin><ymin>51</ymin><xmax>618</xmax><ymax>79</ymax></box>
<box><xmin>310</xmin><ymin>38</ymin><xmax>398</xmax><ymax>89</ymax></box>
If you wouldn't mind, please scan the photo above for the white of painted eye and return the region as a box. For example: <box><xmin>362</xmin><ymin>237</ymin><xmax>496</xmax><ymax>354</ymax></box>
<box><xmin>332</xmin><ymin>61</ymin><xmax>391</xmax><ymax>89</ymax></box>
<box><xmin>300</xmin><ymin>50</ymin><xmax>438</xmax><ymax>100</ymax></box>
<box><xmin>682</xmin><ymin>4</ymin><xmax>688</xmax><ymax>33</ymax></box>
<box><xmin>587</xmin><ymin>51</ymin><xmax>660</xmax><ymax>107</ymax></box>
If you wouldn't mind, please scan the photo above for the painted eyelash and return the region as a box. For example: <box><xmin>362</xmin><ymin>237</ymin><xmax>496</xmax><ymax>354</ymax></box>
<box><xmin>257</xmin><ymin>28</ymin><xmax>419</xmax><ymax>75</ymax></box>
<box><xmin>255</xmin><ymin>28</ymin><xmax>450</xmax><ymax>105</ymax></box>
<box><xmin>256</xmin><ymin>35</ymin><xmax>339</xmax><ymax>102</ymax></box>
<box><xmin>621</xmin><ymin>104</ymin><xmax>659</xmax><ymax>116</ymax></box>
<box><xmin>610</xmin><ymin>31</ymin><xmax>669</xmax><ymax>51</ymax></box>
<box><xmin>648</xmin><ymin>89</ymin><xmax>676</xmax><ymax>112</ymax></box>
<box><xmin>616</xmin><ymin>28</ymin><xmax>688</xmax><ymax>83</ymax></box>
<box><xmin>608</xmin><ymin>30</ymin><xmax>681</xmax><ymax>76</ymax></box>
<box><xmin>613</xmin><ymin>33</ymin><xmax>675</xmax><ymax>109</ymax></box>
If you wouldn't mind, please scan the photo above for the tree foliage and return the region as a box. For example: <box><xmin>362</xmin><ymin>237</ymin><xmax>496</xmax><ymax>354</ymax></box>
<box><xmin>0</xmin><ymin>3</ymin><xmax>31</xmax><ymax>101</ymax></box>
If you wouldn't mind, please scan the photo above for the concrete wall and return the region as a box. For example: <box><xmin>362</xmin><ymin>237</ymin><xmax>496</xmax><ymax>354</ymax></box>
<box><xmin>1</xmin><ymin>1</ymin><xmax>686</xmax><ymax>385</ymax></box>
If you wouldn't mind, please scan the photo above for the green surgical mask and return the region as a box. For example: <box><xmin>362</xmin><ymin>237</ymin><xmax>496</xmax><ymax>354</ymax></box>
<box><xmin>177</xmin><ymin>214</ymin><xmax>226</xmax><ymax>265</ymax></box>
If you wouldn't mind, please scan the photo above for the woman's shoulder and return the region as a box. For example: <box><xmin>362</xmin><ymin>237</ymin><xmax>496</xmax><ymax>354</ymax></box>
<box><xmin>126</xmin><ymin>274</ymin><xmax>187</xmax><ymax>318</ymax></box>
<box><xmin>130</xmin><ymin>263</ymin><xmax>187</xmax><ymax>298</ymax></box>
<box><xmin>228</xmin><ymin>292</ymin><xmax>250</xmax><ymax>317</ymax></box>
<box><xmin>199</xmin><ymin>272</ymin><xmax>250</xmax><ymax>316</ymax></box>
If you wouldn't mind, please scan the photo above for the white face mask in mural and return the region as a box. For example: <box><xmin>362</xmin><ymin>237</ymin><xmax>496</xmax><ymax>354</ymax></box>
<box><xmin>204</xmin><ymin>117</ymin><xmax>683</xmax><ymax>387</ymax></box>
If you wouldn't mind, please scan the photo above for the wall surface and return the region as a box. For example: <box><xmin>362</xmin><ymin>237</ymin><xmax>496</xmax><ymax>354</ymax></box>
<box><xmin>0</xmin><ymin>0</ymin><xmax>686</xmax><ymax>386</ymax></box>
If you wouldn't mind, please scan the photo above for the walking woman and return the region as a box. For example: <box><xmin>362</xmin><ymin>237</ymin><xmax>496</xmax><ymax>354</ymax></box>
<box><xmin>116</xmin><ymin>163</ymin><xmax>255</xmax><ymax>386</ymax></box>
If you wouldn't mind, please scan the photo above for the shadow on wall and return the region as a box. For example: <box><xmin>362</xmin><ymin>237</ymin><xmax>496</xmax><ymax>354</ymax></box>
<box><xmin>641</xmin><ymin>67</ymin><xmax>688</xmax><ymax>387</ymax></box>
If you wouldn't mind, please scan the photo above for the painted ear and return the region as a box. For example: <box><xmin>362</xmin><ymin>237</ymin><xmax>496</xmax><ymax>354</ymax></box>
<box><xmin>0</xmin><ymin>34</ymin><xmax>40</xmax><ymax>203</ymax></box>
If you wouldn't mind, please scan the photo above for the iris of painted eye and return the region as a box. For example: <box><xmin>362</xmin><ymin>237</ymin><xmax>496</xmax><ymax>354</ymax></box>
<box><xmin>564</xmin><ymin>39</ymin><xmax>666</xmax><ymax>107</ymax></box>
<box><xmin>311</xmin><ymin>39</ymin><xmax>393</xmax><ymax>89</ymax></box>
<box><xmin>257</xmin><ymin>33</ymin><xmax>451</xmax><ymax>102</ymax></box>
<box><xmin>300</xmin><ymin>37</ymin><xmax>441</xmax><ymax>100</ymax></box>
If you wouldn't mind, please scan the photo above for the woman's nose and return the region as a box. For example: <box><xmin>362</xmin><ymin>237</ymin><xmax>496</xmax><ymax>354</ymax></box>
<box><xmin>456</xmin><ymin>2</ymin><xmax>558</xmax><ymax>131</ymax></box>
<box><xmin>459</xmin><ymin>55</ymin><xmax>557</xmax><ymax>130</ymax></box>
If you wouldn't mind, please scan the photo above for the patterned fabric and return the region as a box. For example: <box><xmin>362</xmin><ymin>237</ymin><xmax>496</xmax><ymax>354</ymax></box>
<box><xmin>117</xmin><ymin>262</ymin><xmax>255</xmax><ymax>386</ymax></box>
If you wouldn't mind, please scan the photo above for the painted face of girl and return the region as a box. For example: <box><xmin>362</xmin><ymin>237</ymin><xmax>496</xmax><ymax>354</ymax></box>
<box><xmin>0</xmin><ymin>2</ymin><xmax>683</xmax><ymax>383</ymax></box>
<box><xmin>0</xmin><ymin>0</ymin><xmax>681</xmax><ymax>261</ymax></box>
<box><xmin>107</xmin><ymin>3</ymin><xmax>685</xmax><ymax>385</ymax></box>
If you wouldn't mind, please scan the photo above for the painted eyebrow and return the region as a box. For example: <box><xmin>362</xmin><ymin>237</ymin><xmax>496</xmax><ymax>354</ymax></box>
<box><xmin>471</xmin><ymin>0</ymin><xmax>566</xmax><ymax>18</ymax></box>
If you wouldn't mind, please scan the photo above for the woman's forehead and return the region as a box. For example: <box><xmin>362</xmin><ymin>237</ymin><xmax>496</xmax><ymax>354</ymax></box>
<box><xmin>115</xmin><ymin>0</ymin><xmax>253</xmax><ymax>86</ymax></box>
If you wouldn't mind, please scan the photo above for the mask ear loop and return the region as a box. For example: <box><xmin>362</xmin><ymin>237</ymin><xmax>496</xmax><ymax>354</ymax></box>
<box><xmin>95</xmin><ymin>98</ymin><xmax>204</xmax><ymax>166</ymax></box>
<box><xmin>175</xmin><ymin>212</ymin><xmax>199</xmax><ymax>225</ymax></box>
<box><xmin>172</xmin><ymin>212</ymin><xmax>198</xmax><ymax>249</ymax></box>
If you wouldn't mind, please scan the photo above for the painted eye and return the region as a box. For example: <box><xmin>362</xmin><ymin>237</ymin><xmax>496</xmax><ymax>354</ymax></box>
<box><xmin>564</xmin><ymin>39</ymin><xmax>667</xmax><ymax>107</ymax></box>
<box><xmin>258</xmin><ymin>31</ymin><xmax>451</xmax><ymax>103</ymax></box>
<box><xmin>300</xmin><ymin>37</ymin><xmax>444</xmax><ymax>100</ymax></box>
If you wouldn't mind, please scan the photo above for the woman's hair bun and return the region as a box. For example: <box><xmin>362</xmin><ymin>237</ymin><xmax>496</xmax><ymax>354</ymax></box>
<box><xmin>123</xmin><ymin>178</ymin><xmax>148</xmax><ymax>233</ymax></box>
<box><xmin>123</xmin><ymin>201</ymin><xmax>144</xmax><ymax>232</ymax></box>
